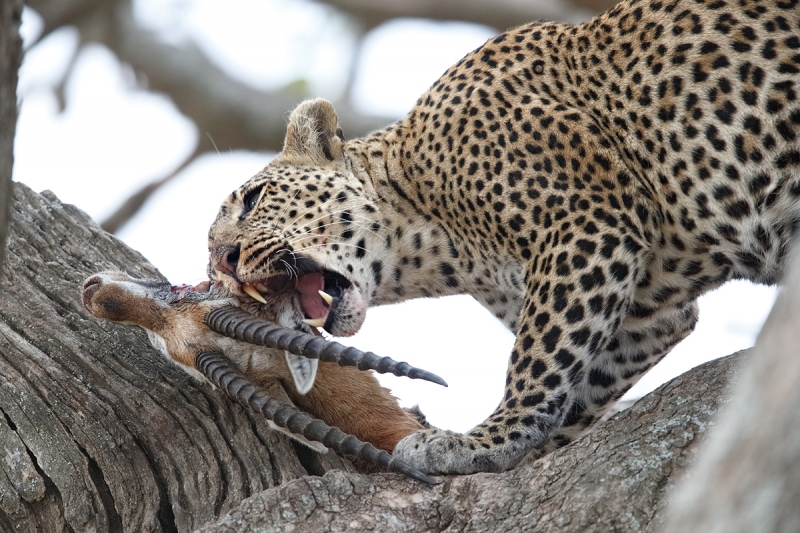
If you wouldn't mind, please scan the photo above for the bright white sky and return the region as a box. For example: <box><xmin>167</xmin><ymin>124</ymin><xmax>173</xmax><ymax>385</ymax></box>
<box><xmin>14</xmin><ymin>0</ymin><xmax>777</xmax><ymax>433</ymax></box>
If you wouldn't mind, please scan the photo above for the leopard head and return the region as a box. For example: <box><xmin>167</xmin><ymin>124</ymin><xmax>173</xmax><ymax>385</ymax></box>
<box><xmin>208</xmin><ymin>99</ymin><xmax>384</xmax><ymax>337</ymax></box>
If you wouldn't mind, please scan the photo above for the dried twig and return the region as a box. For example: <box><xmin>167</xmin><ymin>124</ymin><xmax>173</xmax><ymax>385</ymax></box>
<box><xmin>100</xmin><ymin>144</ymin><xmax>202</xmax><ymax>233</ymax></box>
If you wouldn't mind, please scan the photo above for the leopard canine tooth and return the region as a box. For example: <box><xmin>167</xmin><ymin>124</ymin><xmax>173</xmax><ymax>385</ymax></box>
<box><xmin>242</xmin><ymin>284</ymin><xmax>268</xmax><ymax>304</ymax></box>
<box><xmin>318</xmin><ymin>290</ymin><xmax>334</xmax><ymax>306</ymax></box>
<box><xmin>303</xmin><ymin>317</ymin><xmax>326</xmax><ymax>328</ymax></box>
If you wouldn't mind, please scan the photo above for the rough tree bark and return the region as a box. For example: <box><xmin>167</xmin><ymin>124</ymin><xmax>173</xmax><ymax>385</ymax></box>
<box><xmin>1</xmin><ymin>181</ymin><xmax>768</xmax><ymax>533</ymax></box>
<box><xmin>190</xmin><ymin>253</ymin><xmax>800</xmax><ymax>533</ymax></box>
<box><xmin>194</xmin><ymin>353</ymin><xmax>746</xmax><ymax>533</ymax></box>
<box><xmin>0</xmin><ymin>183</ymin><xmax>357</xmax><ymax>533</ymax></box>
<box><xmin>0</xmin><ymin>0</ymin><xmax>23</xmax><ymax>273</ymax></box>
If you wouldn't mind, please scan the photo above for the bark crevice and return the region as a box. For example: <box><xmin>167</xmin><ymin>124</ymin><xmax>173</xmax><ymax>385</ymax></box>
<box><xmin>78</xmin><ymin>441</ymin><xmax>123</xmax><ymax>532</ymax></box>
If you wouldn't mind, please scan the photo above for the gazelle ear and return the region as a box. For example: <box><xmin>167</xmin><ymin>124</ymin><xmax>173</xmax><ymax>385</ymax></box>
<box><xmin>280</xmin><ymin>98</ymin><xmax>345</xmax><ymax>165</ymax></box>
<box><xmin>284</xmin><ymin>351</ymin><xmax>319</xmax><ymax>395</ymax></box>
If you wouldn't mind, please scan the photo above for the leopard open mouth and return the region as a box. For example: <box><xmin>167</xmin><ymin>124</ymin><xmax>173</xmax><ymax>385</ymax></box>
<box><xmin>169</xmin><ymin>280</ymin><xmax>214</xmax><ymax>302</ymax></box>
<box><xmin>162</xmin><ymin>280</ymin><xmax>220</xmax><ymax>305</ymax></box>
<box><xmin>240</xmin><ymin>267</ymin><xmax>353</xmax><ymax>333</ymax></box>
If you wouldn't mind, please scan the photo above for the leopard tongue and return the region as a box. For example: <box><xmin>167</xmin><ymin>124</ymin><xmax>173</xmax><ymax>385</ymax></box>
<box><xmin>296</xmin><ymin>272</ymin><xmax>328</xmax><ymax>320</ymax></box>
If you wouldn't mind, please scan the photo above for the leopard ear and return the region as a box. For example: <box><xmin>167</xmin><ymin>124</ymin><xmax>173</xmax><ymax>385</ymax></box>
<box><xmin>281</xmin><ymin>98</ymin><xmax>345</xmax><ymax>165</ymax></box>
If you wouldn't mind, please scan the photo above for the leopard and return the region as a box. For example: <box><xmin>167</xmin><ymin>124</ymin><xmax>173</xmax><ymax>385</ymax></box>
<box><xmin>207</xmin><ymin>0</ymin><xmax>800</xmax><ymax>475</ymax></box>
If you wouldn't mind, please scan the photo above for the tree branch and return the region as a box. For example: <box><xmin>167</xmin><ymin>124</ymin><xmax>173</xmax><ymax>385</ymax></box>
<box><xmin>0</xmin><ymin>0</ymin><xmax>23</xmax><ymax>274</ymax></box>
<box><xmin>23</xmin><ymin>0</ymin><xmax>621</xmax><ymax>235</ymax></box>
<box><xmin>25</xmin><ymin>0</ymin><xmax>621</xmax><ymax>160</ymax></box>
<box><xmin>323</xmin><ymin>0</ymin><xmax>603</xmax><ymax>31</ymax></box>
<box><xmin>28</xmin><ymin>0</ymin><xmax>396</xmax><ymax>155</ymax></box>
<box><xmin>108</xmin><ymin>5</ymin><xmax>395</xmax><ymax>154</ymax></box>
<box><xmin>25</xmin><ymin>0</ymin><xmax>400</xmax><ymax>233</ymax></box>
<box><xmin>99</xmin><ymin>145</ymin><xmax>203</xmax><ymax>234</ymax></box>
<box><xmin>197</xmin><ymin>260</ymin><xmax>800</xmax><ymax>533</ymax></box>
<box><xmin>7</xmin><ymin>175</ymin><xmax>791</xmax><ymax>533</ymax></box>
<box><xmin>197</xmin><ymin>350</ymin><xmax>746</xmax><ymax>532</ymax></box>
<box><xmin>2</xmin><ymin>173</ymin><xmax>749</xmax><ymax>532</ymax></box>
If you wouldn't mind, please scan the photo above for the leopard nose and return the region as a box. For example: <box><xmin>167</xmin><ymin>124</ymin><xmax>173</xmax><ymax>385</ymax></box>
<box><xmin>211</xmin><ymin>245</ymin><xmax>240</xmax><ymax>276</ymax></box>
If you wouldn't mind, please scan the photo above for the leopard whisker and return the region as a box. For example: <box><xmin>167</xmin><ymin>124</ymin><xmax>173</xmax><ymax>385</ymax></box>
<box><xmin>280</xmin><ymin>258</ymin><xmax>300</xmax><ymax>280</ymax></box>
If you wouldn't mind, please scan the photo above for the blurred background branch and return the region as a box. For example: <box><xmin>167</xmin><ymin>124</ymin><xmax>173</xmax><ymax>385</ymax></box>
<box><xmin>23</xmin><ymin>0</ymin><xmax>615</xmax><ymax>234</ymax></box>
<box><xmin>320</xmin><ymin>0</ymin><xmax>594</xmax><ymax>31</ymax></box>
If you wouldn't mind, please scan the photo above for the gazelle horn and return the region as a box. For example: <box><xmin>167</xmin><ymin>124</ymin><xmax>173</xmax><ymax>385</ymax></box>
<box><xmin>204</xmin><ymin>306</ymin><xmax>447</xmax><ymax>387</ymax></box>
<box><xmin>195</xmin><ymin>351</ymin><xmax>437</xmax><ymax>484</ymax></box>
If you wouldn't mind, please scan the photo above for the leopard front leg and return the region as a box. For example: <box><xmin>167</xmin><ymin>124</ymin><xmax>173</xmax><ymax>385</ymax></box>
<box><xmin>394</xmin><ymin>241</ymin><xmax>647</xmax><ymax>474</ymax></box>
<box><xmin>544</xmin><ymin>299</ymin><xmax>699</xmax><ymax>451</ymax></box>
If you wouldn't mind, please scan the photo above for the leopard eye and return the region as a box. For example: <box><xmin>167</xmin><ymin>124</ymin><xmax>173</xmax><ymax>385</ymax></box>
<box><xmin>242</xmin><ymin>185</ymin><xmax>264</xmax><ymax>216</ymax></box>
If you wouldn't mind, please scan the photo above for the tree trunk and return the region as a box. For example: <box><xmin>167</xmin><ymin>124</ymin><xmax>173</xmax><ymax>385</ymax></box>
<box><xmin>0</xmin><ymin>0</ymin><xmax>23</xmax><ymax>273</ymax></box>
<box><xmin>0</xmin><ymin>183</ymin><xmax>357</xmax><ymax>533</ymax></box>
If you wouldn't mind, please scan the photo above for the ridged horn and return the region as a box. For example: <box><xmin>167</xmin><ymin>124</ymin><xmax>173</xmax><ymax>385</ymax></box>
<box><xmin>204</xmin><ymin>306</ymin><xmax>447</xmax><ymax>387</ymax></box>
<box><xmin>195</xmin><ymin>351</ymin><xmax>437</xmax><ymax>485</ymax></box>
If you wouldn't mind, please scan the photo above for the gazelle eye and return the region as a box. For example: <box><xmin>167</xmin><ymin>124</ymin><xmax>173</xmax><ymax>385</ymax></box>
<box><xmin>242</xmin><ymin>185</ymin><xmax>264</xmax><ymax>216</ymax></box>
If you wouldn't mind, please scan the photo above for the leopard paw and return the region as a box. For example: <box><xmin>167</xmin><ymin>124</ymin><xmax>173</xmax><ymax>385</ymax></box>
<box><xmin>393</xmin><ymin>428</ymin><xmax>522</xmax><ymax>475</ymax></box>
